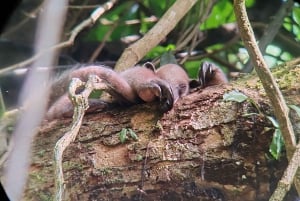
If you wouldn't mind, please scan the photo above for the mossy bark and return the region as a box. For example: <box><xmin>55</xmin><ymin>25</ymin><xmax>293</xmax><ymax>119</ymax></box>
<box><xmin>23</xmin><ymin>65</ymin><xmax>300</xmax><ymax>201</ymax></box>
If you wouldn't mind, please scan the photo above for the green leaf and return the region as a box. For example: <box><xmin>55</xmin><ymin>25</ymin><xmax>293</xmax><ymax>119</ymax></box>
<box><xmin>136</xmin><ymin>154</ymin><xmax>143</xmax><ymax>161</ymax></box>
<box><xmin>245</xmin><ymin>0</ymin><xmax>255</xmax><ymax>8</ymax></box>
<box><xmin>160</xmin><ymin>52</ymin><xmax>177</xmax><ymax>66</ymax></box>
<box><xmin>269</xmin><ymin>129</ymin><xmax>284</xmax><ymax>160</ymax></box>
<box><xmin>119</xmin><ymin>128</ymin><xmax>128</xmax><ymax>143</ymax></box>
<box><xmin>128</xmin><ymin>128</ymin><xmax>138</xmax><ymax>141</ymax></box>
<box><xmin>139</xmin><ymin>11</ymin><xmax>152</xmax><ymax>34</ymax></box>
<box><xmin>200</xmin><ymin>0</ymin><xmax>235</xmax><ymax>30</ymax></box>
<box><xmin>89</xmin><ymin>89</ymin><xmax>103</xmax><ymax>99</ymax></box>
<box><xmin>266</xmin><ymin>116</ymin><xmax>279</xmax><ymax>128</ymax></box>
<box><xmin>289</xmin><ymin>105</ymin><xmax>300</xmax><ymax>117</ymax></box>
<box><xmin>292</xmin><ymin>7</ymin><xmax>300</xmax><ymax>26</ymax></box>
<box><xmin>145</xmin><ymin>45</ymin><xmax>175</xmax><ymax>59</ymax></box>
<box><xmin>223</xmin><ymin>91</ymin><xmax>248</xmax><ymax>103</ymax></box>
<box><xmin>283</xmin><ymin>18</ymin><xmax>292</xmax><ymax>32</ymax></box>
<box><xmin>280</xmin><ymin>51</ymin><xmax>293</xmax><ymax>61</ymax></box>
<box><xmin>184</xmin><ymin>60</ymin><xmax>202</xmax><ymax>79</ymax></box>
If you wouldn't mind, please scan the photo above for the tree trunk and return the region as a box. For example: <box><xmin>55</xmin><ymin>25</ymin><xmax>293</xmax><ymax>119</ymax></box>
<box><xmin>23</xmin><ymin>65</ymin><xmax>300</xmax><ymax>201</ymax></box>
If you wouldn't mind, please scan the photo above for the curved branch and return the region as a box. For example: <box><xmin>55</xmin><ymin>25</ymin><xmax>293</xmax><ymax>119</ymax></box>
<box><xmin>54</xmin><ymin>75</ymin><xmax>107</xmax><ymax>201</ymax></box>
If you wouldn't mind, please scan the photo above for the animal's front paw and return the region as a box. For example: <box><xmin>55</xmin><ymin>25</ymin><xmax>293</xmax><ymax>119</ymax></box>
<box><xmin>150</xmin><ymin>80</ymin><xmax>174</xmax><ymax>112</ymax></box>
<box><xmin>137</xmin><ymin>80</ymin><xmax>174</xmax><ymax>112</ymax></box>
<box><xmin>198</xmin><ymin>62</ymin><xmax>228</xmax><ymax>87</ymax></box>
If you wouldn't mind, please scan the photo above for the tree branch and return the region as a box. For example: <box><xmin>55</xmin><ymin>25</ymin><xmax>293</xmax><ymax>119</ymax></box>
<box><xmin>114</xmin><ymin>0</ymin><xmax>198</xmax><ymax>72</ymax></box>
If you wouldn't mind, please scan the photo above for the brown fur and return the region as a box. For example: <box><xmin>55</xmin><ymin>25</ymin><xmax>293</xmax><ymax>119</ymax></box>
<box><xmin>45</xmin><ymin>65</ymin><xmax>176</xmax><ymax>120</ymax></box>
<box><xmin>156</xmin><ymin>64</ymin><xmax>190</xmax><ymax>102</ymax></box>
<box><xmin>198</xmin><ymin>62</ymin><xmax>228</xmax><ymax>87</ymax></box>
<box><xmin>45</xmin><ymin>62</ymin><xmax>227</xmax><ymax>121</ymax></box>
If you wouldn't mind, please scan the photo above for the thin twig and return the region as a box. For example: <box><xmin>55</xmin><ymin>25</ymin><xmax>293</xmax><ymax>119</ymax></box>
<box><xmin>54</xmin><ymin>75</ymin><xmax>107</xmax><ymax>201</ymax></box>
<box><xmin>251</xmin><ymin>22</ymin><xmax>300</xmax><ymax>56</ymax></box>
<box><xmin>176</xmin><ymin>0</ymin><xmax>216</xmax><ymax>52</ymax></box>
<box><xmin>99</xmin><ymin>16</ymin><xmax>158</xmax><ymax>26</ymax></box>
<box><xmin>88</xmin><ymin>22</ymin><xmax>118</xmax><ymax>63</ymax></box>
<box><xmin>68</xmin><ymin>5</ymin><xmax>102</xmax><ymax>9</ymax></box>
<box><xmin>181</xmin><ymin>35</ymin><xmax>240</xmax><ymax>71</ymax></box>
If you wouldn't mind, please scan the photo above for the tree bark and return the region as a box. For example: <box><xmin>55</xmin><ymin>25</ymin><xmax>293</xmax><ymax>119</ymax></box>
<box><xmin>23</xmin><ymin>64</ymin><xmax>300</xmax><ymax>201</ymax></box>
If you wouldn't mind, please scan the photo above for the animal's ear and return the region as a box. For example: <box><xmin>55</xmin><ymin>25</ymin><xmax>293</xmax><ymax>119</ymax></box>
<box><xmin>143</xmin><ymin>62</ymin><xmax>156</xmax><ymax>71</ymax></box>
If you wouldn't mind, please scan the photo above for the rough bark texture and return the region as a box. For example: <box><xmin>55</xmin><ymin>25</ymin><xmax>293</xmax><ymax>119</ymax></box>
<box><xmin>23</xmin><ymin>65</ymin><xmax>300</xmax><ymax>201</ymax></box>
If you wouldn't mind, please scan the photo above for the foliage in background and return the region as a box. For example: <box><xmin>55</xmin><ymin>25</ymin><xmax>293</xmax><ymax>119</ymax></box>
<box><xmin>83</xmin><ymin>0</ymin><xmax>300</xmax><ymax>74</ymax></box>
<box><xmin>284</xmin><ymin>5</ymin><xmax>300</xmax><ymax>42</ymax></box>
<box><xmin>200</xmin><ymin>0</ymin><xmax>236</xmax><ymax>30</ymax></box>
